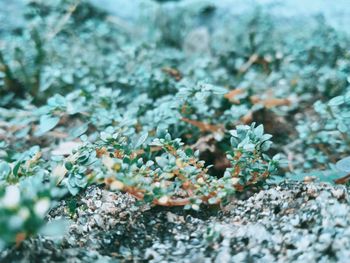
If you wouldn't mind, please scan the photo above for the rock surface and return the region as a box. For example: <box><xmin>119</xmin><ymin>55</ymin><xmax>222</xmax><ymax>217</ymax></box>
<box><xmin>1</xmin><ymin>182</ymin><xmax>350</xmax><ymax>262</ymax></box>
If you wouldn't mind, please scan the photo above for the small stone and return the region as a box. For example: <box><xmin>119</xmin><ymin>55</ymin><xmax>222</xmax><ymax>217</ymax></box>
<box><xmin>95</xmin><ymin>200</ymin><xmax>102</xmax><ymax>208</ymax></box>
<box><xmin>93</xmin><ymin>214</ymin><xmax>105</xmax><ymax>228</ymax></box>
<box><xmin>331</xmin><ymin>188</ymin><xmax>346</xmax><ymax>200</ymax></box>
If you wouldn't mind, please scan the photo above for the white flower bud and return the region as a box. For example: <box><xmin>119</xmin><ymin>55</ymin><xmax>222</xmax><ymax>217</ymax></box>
<box><xmin>34</xmin><ymin>198</ymin><xmax>50</xmax><ymax>217</ymax></box>
<box><xmin>1</xmin><ymin>185</ymin><xmax>20</xmax><ymax>208</ymax></box>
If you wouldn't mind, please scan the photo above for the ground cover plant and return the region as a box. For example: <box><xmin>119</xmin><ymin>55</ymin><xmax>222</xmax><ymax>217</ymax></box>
<box><xmin>1</xmin><ymin>0</ymin><xmax>350</xmax><ymax>262</ymax></box>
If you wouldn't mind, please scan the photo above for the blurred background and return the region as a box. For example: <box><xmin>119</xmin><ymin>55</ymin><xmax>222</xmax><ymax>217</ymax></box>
<box><xmin>2</xmin><ymin>0</ymin><xmax>350</xmax><ymax>33</ymax></box>
<box><xmin>2</xmin><ymin>0</ymin><xmax>350</xmax><ymax>107</ymax></box>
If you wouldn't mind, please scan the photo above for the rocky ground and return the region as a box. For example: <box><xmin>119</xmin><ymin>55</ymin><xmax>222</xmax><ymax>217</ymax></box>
<box><xmin>1</xmin><ymin>181</ymin><xmax>350</xmax><ymax>263</ymax></box>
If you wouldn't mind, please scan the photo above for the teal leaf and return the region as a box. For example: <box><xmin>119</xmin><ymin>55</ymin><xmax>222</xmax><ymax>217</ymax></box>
<box><xmin>336</xmin><ymin>156</ymin><xmax>350</xmax><ymax>173</ymax></box>
<box><xmin>254</xmin><ymin>124</ymin><xmax>264</xmax><ymax>138</ymax></box>
<box><xmin>0</xmin><ymin>162</ymin><xmax>11</xmax><ymax>180</ymax></box>
<box><xmin>66</xmin><ymin>179</ymin><xmax>80</xmax><ymax>196</ymax></box>
<box><xmin>134</xmin><ymin>132</ymin><xmax>148</xmax><ymax>149</ymax></box>
<box><xmin>328</xmin><ymin>95</ymin><xmax>345</xmax><ymax>106</ymax></box>
<box><xmin>36</xmin><ymin>115</ymin><xmax>60</xmax><ymax>136</ymax></box>
<box><xmin>12</xmin><ymin>161</ymin><xmax>22</xmax><ymax>177</ymax></box>
<box><xmin>290</xmin><ymin>170</ymin><xmax>348</xmax><ymax>184</ymax></box>
<box><xmin>70</xmin><ymin>123</ymin><xmax>89</xmax><ymax>138</ymax></box>
<box><xmin>337</xmin><ymin>121</ymin><xmax>348</xmax><ymax>133</ymax></box>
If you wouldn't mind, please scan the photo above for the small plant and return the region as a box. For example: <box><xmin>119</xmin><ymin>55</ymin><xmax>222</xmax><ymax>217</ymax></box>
<box><xmin>0</xmin><ymin>175</ymin><xmax>51</xmax><ymax>249</ymax></box>
<box><xmin>223</xmin><ymin>124</ymin><xmax>282</xmax><ymax>191</ymax></box>
<box><xmin>58</xmin><ymin>123</ymin><xmax>282</xmax><ymax>210</ymax></box>
<box><xmin>0</xmin><ymin>146</ymin><xmax>66</xmax><ymax>249</ymax></box>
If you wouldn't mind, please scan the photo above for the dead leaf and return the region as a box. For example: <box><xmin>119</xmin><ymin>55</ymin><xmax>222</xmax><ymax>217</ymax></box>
<box><xmin>181</xmin><ymin>117</ymin><xmax>222</xmax><ymax>132</ymax></box>
<box><xmin>334</xmin><ymin>174</ymin><xmax>350</xmax><ymax>184</ymax></box>
<box><xmin>262</xmin><ymin>98</ymin><xmax>291</xmax><ymax>108</ymax></box>
<box><xmin>96</xmin><ymin>147</ymin><xmax>107</xmax><ymax>157</ymax></box>
<box><xmin>15</xmin><ymin>232</ymin><xmax>26</xmax><ymax>247</ymax></box>
<box><xmin>224</xmin><ymin>88</ymin><xmax>245</xmax><ymax>104</ymax></box>
<box><xmin>250</xmin><ymin>96</ymin><xmax>291</xmax><ymax>109</ymax></box>
<box><xmin>241</xmin><ymin>111</ymin><xmax>253</xmax><ymax>124</ymax></box>
<box><xmin>162</xmin><ymin>67</ymin><xmax>182</xmax><ymax>81</ymax></box>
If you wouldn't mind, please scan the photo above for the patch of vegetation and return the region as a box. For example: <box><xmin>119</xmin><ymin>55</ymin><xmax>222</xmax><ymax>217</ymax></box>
<box><xmin>1</xmin><ymin>0</ymin><xmax>350</xmax><ymax>250</ymax></box>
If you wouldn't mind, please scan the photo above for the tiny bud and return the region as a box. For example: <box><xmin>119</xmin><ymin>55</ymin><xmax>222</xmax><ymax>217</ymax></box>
<box><xmin>197</xmin><ymin>177</ymin><xmax>205</xmax><ymax>184</ymax></box>
<box><xmin>110</xmin><ymin>180</ymin><xmax>124</xmax><ymax>191</ymax></box>
<box><xmin>158</xmin><ymin>196</ymin><xmax>169</xmax><ymax>205</ymax></box>
<box><xmin>231</xmin><ymin>177</ymin><xmax>240</xmax><ymax>185</ymax></box>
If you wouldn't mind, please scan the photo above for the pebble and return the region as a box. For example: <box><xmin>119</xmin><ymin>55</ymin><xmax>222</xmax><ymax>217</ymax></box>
<box><xmin>3</xmin><ymin>182</ymin><xmax>350</xmax><ymax>263</ymax></box>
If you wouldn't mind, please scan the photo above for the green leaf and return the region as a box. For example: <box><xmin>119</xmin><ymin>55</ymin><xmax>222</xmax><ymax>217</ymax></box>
<box><xmin>289</xmin><ymin>170</ymin><xmax>348</xmax><ymax>184</ymax></box>
<box><xmin>12</xmin><ymin>161</ymin><xmax>22</xmax><ymax>177</ymax></box>
<box><xmin>243</xmin><ymin>143</ymin><xmax>255</xmax><ymax>151</ymax></box>
<box><xmin>36</xmin><ymin>115</ymin><xmax>60</xmax><ymax>136</ymax></box>
<box><xmin>0</xmin><ymin>162</ymin><xmax>11</xmax><ymax>180</ymax></box>
<box><xmin>328</xmin><ymin>95</ymin><xmax>345</xmax><ymax>106</ymax></box>
<box><xmin>47</xmin><ymin>94</ymin><xmax>67</xmax><ymax>108</ymax></box>
<box><xmin>336</xmin><ymin>156</ymin><xmax>350</xmax><ymax>173</ymax></box>
<box><xmin>66</xmin><ymin>182</ymin><xmax>80</xmax><ymax>196</ymax></box>
<box><xmin>70</xmin><ymin>123</ymin><xmax>89</xmax><ymax>138</ymax></box>
<box><xmin>337</xmin><ymin>121</ymin><xmax>348</xmax><ymax>133</ymax></box>
<box><xmin>134</xmin><ymin>132</ymin><xmax>148</xmax><ymax>149</ymax></box>
<box><xmin>65</xmin><ymin>162</ymin><xmax>73</xmax><ymax>170</ymax></box>
<box><xmin>155</xmin><ymin>156</ymin><xmax>167</xmax><ymax>167</ymax></box>
<box><xmin>254</xmin><ymin>124</ymin><xmax>264</xmax><ymax>138</ymax></box>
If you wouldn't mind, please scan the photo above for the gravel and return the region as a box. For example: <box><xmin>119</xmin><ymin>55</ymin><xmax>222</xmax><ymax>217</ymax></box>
<box><xmin>2</xmin><ymin>181</ymin><xmax>350</xmax><ymax>262</ymax></box>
